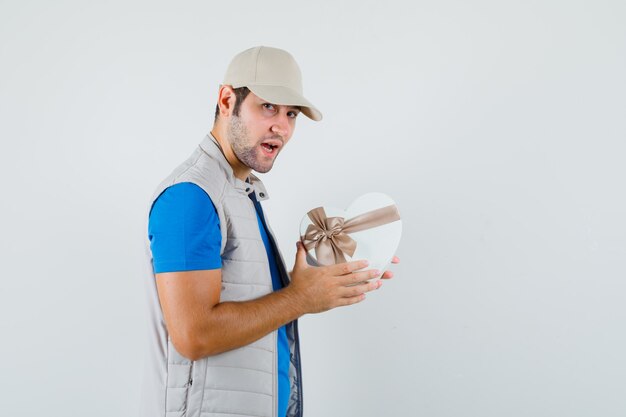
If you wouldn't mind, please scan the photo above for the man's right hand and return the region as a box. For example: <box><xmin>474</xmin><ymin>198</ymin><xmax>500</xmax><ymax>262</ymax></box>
<box><xmin>287</xmin><ymin>241</ymin><xmax>383</xmax><ymax>314</ymax></box>
<box><xmin>156</xmin><ymin>241</ymin><xmax>382</xmax><ymax>360</ymax></box>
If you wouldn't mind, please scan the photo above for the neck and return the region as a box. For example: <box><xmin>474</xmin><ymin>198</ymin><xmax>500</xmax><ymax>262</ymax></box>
<box><xmin>210</xmin><ymin>125</ymin><xmax>251</xmax><ymax>181</ymax></box>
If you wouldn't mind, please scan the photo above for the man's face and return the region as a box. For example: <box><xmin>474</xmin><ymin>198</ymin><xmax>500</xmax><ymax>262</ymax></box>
<box><xmin>226</xmin><ymin>92</ymin><xmax>300</xmax><ymax>174</ymax></box>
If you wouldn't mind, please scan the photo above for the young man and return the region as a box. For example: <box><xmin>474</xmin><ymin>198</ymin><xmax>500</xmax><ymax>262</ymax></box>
<box><xmin>141</xmin><ymin>46</ymin><xmax>399</xmax><ymax>417</ymax></box>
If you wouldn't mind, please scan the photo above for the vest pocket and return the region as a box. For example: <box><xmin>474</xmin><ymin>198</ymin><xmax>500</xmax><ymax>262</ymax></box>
<box><xmin>167</xmin><ymin>341</ymin><xmax>196</xmax><ymax>415</ymax></box>
<box><xmin>183</xmin><ymin>361</ymin><xmax>195</xmax><ymax>417</ymax></box>
<box><xmin>182</xmin><ymin>359</ymin><xmax>211</xmax><ymax>417</ymax></box>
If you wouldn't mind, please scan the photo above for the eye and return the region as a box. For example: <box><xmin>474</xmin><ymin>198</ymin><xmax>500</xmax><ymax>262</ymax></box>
<box><xmin>287</xmin><ymin>110</ymin><xmax>300</xmax><ymax>119</ymax></box>
<box><xmin>262</xmin><ymin>103</ymin><xmax>276</xmax><ymax>112</ymax></box>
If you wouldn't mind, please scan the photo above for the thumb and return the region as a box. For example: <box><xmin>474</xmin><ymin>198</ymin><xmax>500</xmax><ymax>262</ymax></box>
<box><xmin>293</xmin><ymin>241</ymin><xmax>308</xmax><ymax>271</ymax></box>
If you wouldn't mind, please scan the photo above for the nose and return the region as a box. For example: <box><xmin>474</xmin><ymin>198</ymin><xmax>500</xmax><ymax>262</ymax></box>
<box><xmin>270</xmin><ymin>112</ymin><xmax>291</xmax><ymax>138</ymax></box>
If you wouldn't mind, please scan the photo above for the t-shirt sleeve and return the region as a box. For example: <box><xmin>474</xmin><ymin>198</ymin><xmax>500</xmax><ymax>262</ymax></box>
<box><xmin>148</xmin><ymin>182</ymin><xmax>222</xmax><ymax>273</ymax></box>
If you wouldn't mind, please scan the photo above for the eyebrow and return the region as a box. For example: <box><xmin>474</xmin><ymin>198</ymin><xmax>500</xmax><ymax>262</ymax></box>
<box><xmin>261</xmin><ymin>99</ymin><xmax>301</xmax><ymax>112</ymax></box>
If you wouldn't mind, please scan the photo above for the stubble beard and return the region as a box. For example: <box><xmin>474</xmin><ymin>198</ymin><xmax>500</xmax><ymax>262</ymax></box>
<box><xmin>227</xmin><ymin>115</ymin><xmax>275</xmax><ymax>174</ymax></box>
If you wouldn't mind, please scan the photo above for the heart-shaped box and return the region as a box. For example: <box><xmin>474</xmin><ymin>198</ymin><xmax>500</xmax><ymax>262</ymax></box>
<box><xmin>299</xmin><ymin>192</ymin><xmax>402</xmax><ymax>280</ymax></box>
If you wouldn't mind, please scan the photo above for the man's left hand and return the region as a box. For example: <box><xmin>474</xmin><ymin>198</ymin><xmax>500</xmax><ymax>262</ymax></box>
<box><xmin>380</xmin><ymin>256</ymin><xmax>400</xmax><ymax>280</ymax></box>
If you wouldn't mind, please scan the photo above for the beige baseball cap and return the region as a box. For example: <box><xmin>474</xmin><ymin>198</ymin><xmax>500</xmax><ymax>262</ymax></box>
<box><xmin>222</xmin><ymin>46</ymin><xmax>322</xmax><ymax>121</ymax></box>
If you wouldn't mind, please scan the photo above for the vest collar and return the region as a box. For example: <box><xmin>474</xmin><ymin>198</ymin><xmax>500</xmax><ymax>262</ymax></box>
<box><xmin>199</xmin><ymin>133</ymin><xmax>270</xmax><ymax>202</ymax></box>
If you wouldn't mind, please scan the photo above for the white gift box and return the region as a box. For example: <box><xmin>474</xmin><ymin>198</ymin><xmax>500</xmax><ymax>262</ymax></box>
<box><xmin>299</xmin><ymin>192</ymin><xmax>402</xmax><ymax>280</ymax></box>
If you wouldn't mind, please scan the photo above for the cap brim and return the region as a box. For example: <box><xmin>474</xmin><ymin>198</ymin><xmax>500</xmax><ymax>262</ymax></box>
<box><xmin>246</xmin><ymin>84</ymin><xmax>323</xmax><ymax>121</ymax></box>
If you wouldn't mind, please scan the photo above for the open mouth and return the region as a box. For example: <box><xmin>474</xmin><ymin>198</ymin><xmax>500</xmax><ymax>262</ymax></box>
<box><xmin>260</xmin><ymin>139</ymin><xmax>282</xmax><ymax>156</ymax></box>
<box><xmin>260</xmin><ymin>143</ymin><xmax>278</xmax><ymax>154</ymax></box>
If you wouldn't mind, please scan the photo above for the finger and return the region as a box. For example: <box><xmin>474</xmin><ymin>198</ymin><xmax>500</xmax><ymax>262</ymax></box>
<box><xmin>337</xmin><ymin>293</ymin><xmax>367</xmax><ymax>307</ymax></box>
<box><xmin>328</xmin><ymin>259</ymin><xmax>370</xmax><ymax>276</ymax></box>
<box><xmin>337</xmin><ymin>268</ymin><xmax>381</xmax><ymax>285</ymax></box>
<box><xmin>381</xmin><ymin>270</ymin><xmax>394</xmax><ymax>280</ymax></box>
<box><xmin>339</xmin><ymin>280</ymin><xmax>381</xmax><ymax>297</ymax></box>
<box><xmin>293</xmin><ymin>241</ymin><xmax>309</xmax><ymax>271</ymax></box>
<box><xmin>391</xmin><ymin>256</ymin><xmax>400</xmax><ymax>264</ymax></box>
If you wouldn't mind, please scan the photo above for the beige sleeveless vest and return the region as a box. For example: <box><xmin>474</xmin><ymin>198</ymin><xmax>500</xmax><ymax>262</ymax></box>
<box><xmin>140</xmin><ymin>134</ymin><xmax>303</xmax><ymax>417</ymax></box>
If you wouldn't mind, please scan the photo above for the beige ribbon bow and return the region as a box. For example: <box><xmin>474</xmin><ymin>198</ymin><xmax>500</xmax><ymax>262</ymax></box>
<box><xmin>302</xmin><ymin>204</ymin><xmax>401</xmax><ymax>265</ymax></box>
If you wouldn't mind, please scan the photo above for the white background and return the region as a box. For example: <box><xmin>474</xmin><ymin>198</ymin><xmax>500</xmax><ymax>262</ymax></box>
<box><xmin>1</xmin><ymin>1</ymin><xmax>625</xmax><ymax>416</ymax></box>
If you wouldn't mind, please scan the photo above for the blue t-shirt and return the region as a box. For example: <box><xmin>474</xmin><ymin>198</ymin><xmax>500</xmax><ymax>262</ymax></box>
<box><xmin>148</xmin><ymin>182</ymin><xmax>290</xmax><ymax>417</ymax></box>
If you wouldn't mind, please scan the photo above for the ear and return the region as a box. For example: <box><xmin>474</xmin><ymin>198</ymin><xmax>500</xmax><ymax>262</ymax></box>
<box><xmin>217</xmin><ymin>85</ymin><xmax>236</xmax><ymax>118</ymax></box>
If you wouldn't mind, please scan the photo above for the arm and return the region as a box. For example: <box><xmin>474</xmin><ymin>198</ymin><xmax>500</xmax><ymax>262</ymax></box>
<box><xmin>156</xmin><ymin>241</ymin><xmax>382</xmax><ymax>361</ymax></box>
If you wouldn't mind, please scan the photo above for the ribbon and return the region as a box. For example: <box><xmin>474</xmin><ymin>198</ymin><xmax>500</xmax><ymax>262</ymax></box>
<box><xmin>301</xmin><ymin>204</ymin><xmax>401</xmax><ymax>265</ymax></box>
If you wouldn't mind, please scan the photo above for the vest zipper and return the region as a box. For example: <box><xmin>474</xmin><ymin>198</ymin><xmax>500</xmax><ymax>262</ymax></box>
<box><xmin>250</xmin><ymin>185</ymin><xmax>304</xmax><ymax>416</ymax></box>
